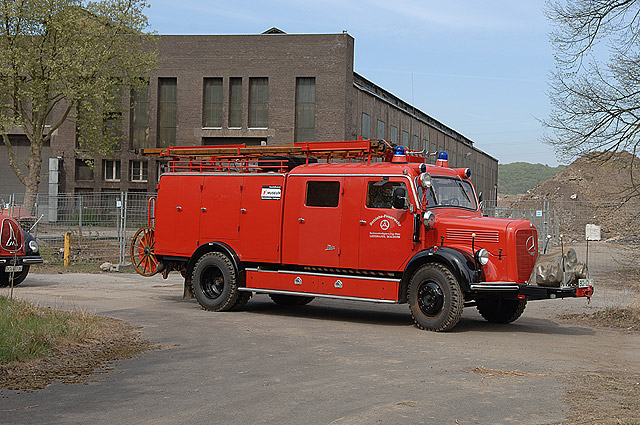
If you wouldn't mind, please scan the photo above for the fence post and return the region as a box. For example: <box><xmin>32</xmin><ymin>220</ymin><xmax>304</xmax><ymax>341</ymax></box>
<box><xmin>78</xmin><ymin>195</ymin><xmax>82</xmax><ymax>228</ymax></box>
<box><xmin>64</xmin><ymin>231</ymin><xmax>71</xmax><ymax>266</ymax></box>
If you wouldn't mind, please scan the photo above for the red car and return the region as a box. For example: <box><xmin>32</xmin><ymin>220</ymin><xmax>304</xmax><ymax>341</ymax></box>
<box><xmin>1</xmin><ymin>214</ymin><xmax>44</xmax><ymax>287</ymax></box>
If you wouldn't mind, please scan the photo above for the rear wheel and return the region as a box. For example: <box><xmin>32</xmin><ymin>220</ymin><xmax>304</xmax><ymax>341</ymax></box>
<box><xmin>476</xmin><ymin>297</ymin><xmax>527</xmax><ymax>324</ymax></box>
<box><xmin>269</xmin><ymin>294</ymin><xmax>314</xmax><ymax>306</ymax></box>
<box><xmin>408</xmin><ymin>263</ymin><xmax>463</xmax><ymax>332</ymax></box>
<box><xmin>0</xmin><ymin>265</ymin><xmax>30</xmax><ymax>287</ymax></box>
<box><xmin>192</xmin><ymin>252</ymin><xmax>244</xmax><ymax>312</ymax></box>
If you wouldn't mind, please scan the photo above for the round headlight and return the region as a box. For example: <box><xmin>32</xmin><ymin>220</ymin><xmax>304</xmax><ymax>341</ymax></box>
<box><xmin>419</xmin><ymin>172</ymin><xmax>432</xmax><ymax>188</ymax></box>
<box><xmin>29</xmin><ymin>240</ymin><xmax>39</xmax><ymax>254</ymax></box>
<box><xmin>423</xmin><ymin>210</ymin><xmax>435</xmax><ymax>228</ymax></box>
<box><xmin>475</xmin><ymin>248</ymin><xmax>489</xmax><ymax>266</ymax></box>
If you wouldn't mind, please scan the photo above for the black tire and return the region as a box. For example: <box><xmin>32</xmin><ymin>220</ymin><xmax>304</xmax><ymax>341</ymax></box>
<box><xmin>268</xmin><ymin>294</ymin><xmax>314</xmax><ymax>306</ymax></box>
<box><xmin>192</xmin><ymin>252</ymin><xmax>243</xmax><ymax>312</ymax></box>
<box><xmin>229</xmin><ymin>291</ymin><xmax>252</xmax><ymax>311</ymax></box>
<box><xmin>0</xmin><ymin>265</ymin><xmax>30</xmax><ymax>288</ymax></box>
<box><xmin>476</xmin><ymin>297</ymin><xmax>527</xmax><ymax>324</ymax></box>
<box><xmin>408</xmin><ymin>263</ymin><xmax>464</xmax><ymax>332</ymax></box>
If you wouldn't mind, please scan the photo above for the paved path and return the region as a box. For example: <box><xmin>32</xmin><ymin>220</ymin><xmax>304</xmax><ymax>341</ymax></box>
<box><xmin>1</xmin><ymin>273</ymin><xmax>638</xmax><ymax>424</ymax></box>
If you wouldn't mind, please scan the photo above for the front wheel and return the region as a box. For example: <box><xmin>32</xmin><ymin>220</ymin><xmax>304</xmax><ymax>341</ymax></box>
<box><xmin>408</xmin><ymin>263</ymin><xmax>464</xmax><ymax>332</ymax></box>
<box><xmin>0</xmin><ymin>265</ymin><xmax>30</xmax><ymax>287</ymax></box>
<box><xmin>476</xmin><ymin>297</ymin><xmax>527</xmax><ymax>324</ymax></box>
<box><xmin>192</xmin><ymin>252</ymin><xmax>244</xmax><ymax>312</ymax></box>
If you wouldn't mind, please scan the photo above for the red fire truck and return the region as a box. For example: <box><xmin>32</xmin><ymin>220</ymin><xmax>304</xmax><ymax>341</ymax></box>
<box><xmin>1</xmin><ymin>214</ymin><xmax>43</xmax><ymax>287</ymax></box>
<box><xmin>131</xmin><ymin>140</ymin><xmax>593</xmax><ymax>331</ymax></box>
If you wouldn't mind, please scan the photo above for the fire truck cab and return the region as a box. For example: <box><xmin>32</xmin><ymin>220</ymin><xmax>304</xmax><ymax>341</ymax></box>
<box><xmin>133</xmin><ymin>140</ymin><xmax>593</xmax><ymax>331</ymax></box>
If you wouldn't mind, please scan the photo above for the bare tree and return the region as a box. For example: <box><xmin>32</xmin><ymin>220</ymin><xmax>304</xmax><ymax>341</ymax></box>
<box><xmin>544</xmin><ymin>0</ymin><xmax>640</xmax><ymax>199</ymax></box>
<box><xmin>0</xmin><ymin>0</ymin><xmax>157</xmax><ymax>213</ymax></box>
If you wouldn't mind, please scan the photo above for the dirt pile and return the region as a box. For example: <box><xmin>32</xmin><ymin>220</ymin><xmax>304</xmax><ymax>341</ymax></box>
<box><xmin>522</xmin><ymin>151</ymin><xmax>639</xmax><ymax>203</ymax></box>
<box><xmin>515</xmin><ymin>151</ymin><xmax>640</xmax><ymax>240</ymax></box>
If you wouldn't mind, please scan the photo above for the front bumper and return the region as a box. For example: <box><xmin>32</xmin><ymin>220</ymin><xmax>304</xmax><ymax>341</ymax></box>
<box><xmin>0</xmin><ymin>255</ymin><xmax>44</xmax><ymax>267</ymax></box>
<box><xmin>470</xmin><ymin>282</ymin><xmax>594</xmax><ymax>301</ymax></box>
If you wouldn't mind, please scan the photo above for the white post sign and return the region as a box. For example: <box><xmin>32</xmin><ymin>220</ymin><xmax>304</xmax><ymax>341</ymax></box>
<box><xmin>585</xmin><ymin>224</ymin><xmax>601</xmax><ymax>241</ymax></box>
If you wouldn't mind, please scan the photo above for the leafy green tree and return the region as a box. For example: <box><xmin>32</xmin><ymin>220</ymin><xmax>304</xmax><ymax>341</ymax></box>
<box><xmin>0</xmin><ymin>0</ymin><xmax>156</xmax><ymax>213</ymax></box>
<box><xmin>543</xmin><ymin>0</ymin><xmax>640</xmax><ymax>198</ymax></box>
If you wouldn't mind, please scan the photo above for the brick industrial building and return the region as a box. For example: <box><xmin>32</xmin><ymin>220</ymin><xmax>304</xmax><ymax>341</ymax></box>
<box><xmin>1</xmin><ymin>29</ymin><xmax>498</xmax><ymax>201</ymax></box>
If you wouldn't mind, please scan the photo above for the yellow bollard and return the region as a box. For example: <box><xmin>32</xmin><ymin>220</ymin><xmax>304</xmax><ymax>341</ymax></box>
<box><xmin>64</xmin><ymin>231</ymin><xmax>70</xmax><ymax>267</ymax></box>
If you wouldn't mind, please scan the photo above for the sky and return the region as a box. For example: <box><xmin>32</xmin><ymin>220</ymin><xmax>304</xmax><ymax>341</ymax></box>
<box><xmin>146</xmin><ymin>0</ymin><xmax>561</xmax><ymax>166</ymax></box>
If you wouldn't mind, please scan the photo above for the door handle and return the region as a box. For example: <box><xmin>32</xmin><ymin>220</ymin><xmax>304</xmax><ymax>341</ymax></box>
<box><xmin>201</xmin><ymin>207</ymin><xmax>207</xmax><ymax>212</ymax></box>
<box><xmin>298</xmin><ymin>218</ymin><xmax>305</xmax><ymax>223</ymax></box>
<box><xmin>359</xmin><ymin>220</ymin><xmax>367</xmax><ymax>225</ymax></box>
<box><xmin>176</xmin><ymin>206</ymin><xmax>182</xmax><ymax>211</ymax></box>
<box><xmin>240</xmin><ymin>208</ymin><xmax>247</xmax><ymax>213</ymax></box>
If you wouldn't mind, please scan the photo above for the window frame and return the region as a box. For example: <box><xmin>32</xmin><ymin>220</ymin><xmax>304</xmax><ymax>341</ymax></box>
<box><xmin>305</xmin><ymin>181</ymin><xmax>341</xmax><ymax>208</ymax></box>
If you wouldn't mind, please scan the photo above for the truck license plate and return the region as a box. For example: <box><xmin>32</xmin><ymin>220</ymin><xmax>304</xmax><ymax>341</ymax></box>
<box><xmin>578</xmin><ymin>278</ymin><xmax>593</xmax><ymax>288</ymax></box>
<box><xmin>5</xmin><ymin>265</ymin><xmax>23</xmax><ymax>273</ymax></box>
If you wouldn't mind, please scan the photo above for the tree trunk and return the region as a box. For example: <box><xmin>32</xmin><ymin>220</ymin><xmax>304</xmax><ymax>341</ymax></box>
<box><xmin>22</xmin><ymin>135</ymin><xmax>45</xmax><ymax>216</ymax></box>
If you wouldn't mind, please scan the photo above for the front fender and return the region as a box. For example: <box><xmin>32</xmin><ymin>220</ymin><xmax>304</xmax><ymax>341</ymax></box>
<box><xmin>398</xmin><ymin>246</ymin><xmax>478</xmax><ymax>302</ymax></box>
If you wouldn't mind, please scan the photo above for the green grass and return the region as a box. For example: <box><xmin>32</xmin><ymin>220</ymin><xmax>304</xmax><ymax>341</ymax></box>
<box><xmin>0</xmin><ymin>297</ymin><xmax>101</xmax><ymax>364</ymax></box>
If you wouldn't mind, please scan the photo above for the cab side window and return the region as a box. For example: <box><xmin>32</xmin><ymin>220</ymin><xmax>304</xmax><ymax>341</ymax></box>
<box><xmin>306</xmin><ymin>181</ymin><xmax>340</xmax><ymax>207</ymax></box>
<box><xmin>366</xmin><ymin>181</ymin><xmax>407</xmax><ymax>209</ymax></box>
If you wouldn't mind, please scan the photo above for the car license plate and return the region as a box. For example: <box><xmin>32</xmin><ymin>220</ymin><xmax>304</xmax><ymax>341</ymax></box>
<box><xmin>578</xmin><ymin>278</ymin><xmax>593</xmax><ymax>288</ymax></box>
<box><xmin>5</xmin><ymin>265</ymin><xmax>23</xmax><ymax>273</ymax></box>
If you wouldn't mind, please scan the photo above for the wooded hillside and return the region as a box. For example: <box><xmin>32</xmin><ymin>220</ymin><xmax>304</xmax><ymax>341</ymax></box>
<box><xmin>498</xmin><ymin>162</ymin><xmax>564</xmax><ymax>195</ymax></box>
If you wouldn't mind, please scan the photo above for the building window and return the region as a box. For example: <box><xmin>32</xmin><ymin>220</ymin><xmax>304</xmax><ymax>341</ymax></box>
<box><xmin>305</xmin><ymin>181</ymin><xmax>340</xmax><ymax>207</ymax></box>
<box><xmin>131</xmin><ymin>80</ymin><xmax>150</xmax><ymax>149</ymax></box>
<box><xmin>414</xmin><ymin>135</ymin><xmax>419</xmax><ymax>149</ymax></box>
<box><xmin>430</xmin><ymin>142</ymin><xmax>437</xmax><ymax>164</ymax></box>
<box><xmin>229</xmin><ymin>78</ymin><xmax>242</xmax><ymax>128</ymax></box>
<box><xmin>295</xmin><ymin>77</ymin><xmax>316</xmax><ymax>141</ymax></box>
<box><xmin>390</xmin><ymin>125</ymin><xmax>398</xmax><ymax>143</ymax></box>
<box><xmin>203</xmin><ymin>78</ymin><xmax>223</xmax><ymax>128</ymax></box>
<box><xmin>362</xmin><ymin>113</ymin><xmax>371</xmax><ymax>139</ymax></box>
<box><xmin>249</xmin><ymin>77</ymin><xmax>268</xmax><ymax>128</ymax></box>
<box><xmin>75</xmin><ymin>159</ymin><xmax>94</xmax><ymax>181</ymax></box>
<box><xmin>104</xmin><ymin>160</ymin><xmax>121</xmax><ymax>181</ymax></box>
<box><xmin>130</xmin><ymin>160</ymin><xmax>148</xmax><ymax>182</ymax></box>
<box><xmin>377</xmin><ymin>120</ymin><xmax>385</xmax><ymax>139</ymax></box>
<box><xmin>158</xmin><ymin>78</ymin><xmax>177</xmax><ymax>147</ymax></box>
<box><xmin>402</xmin><ymin>130</ymin><xmax>409</xmax><ymax>146</ymax></box>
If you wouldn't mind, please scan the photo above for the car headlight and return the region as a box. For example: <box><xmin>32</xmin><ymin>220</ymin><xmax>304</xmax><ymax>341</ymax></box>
<box><xmin>475</xmin><ymin>248</ymin><xmax>489</xmax><ymax>266</ymax></box>
<box><xmin>28</xmin><ymin>240</ymin><xmax>39</xmax><ymax>254</ymax></box>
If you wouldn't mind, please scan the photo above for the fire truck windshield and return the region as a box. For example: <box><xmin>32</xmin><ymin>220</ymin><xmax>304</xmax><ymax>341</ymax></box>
<box><xmin>416</xmin><ymin>176</ymin><xmax>478</xmax><ymax>210</ymax></box>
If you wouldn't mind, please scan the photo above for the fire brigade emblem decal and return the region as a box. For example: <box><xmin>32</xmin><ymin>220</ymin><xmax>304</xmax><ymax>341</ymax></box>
<box><xmin>368</xmin><ymin>214</ymin><xmax>401</xmax><ymax>239</ymax></box>
<box><xmin>526</xmin><ymin>236</ymin><xmax>536</xmax><ymax>256</ymax></box>
<box><xmin>1</xmin><ymin>219</ymin><xmax>21</xmax><ymax>252</ymax></box>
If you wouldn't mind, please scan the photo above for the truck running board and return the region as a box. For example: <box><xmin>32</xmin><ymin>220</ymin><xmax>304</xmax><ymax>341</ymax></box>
<box><xmin>243</xmin><ymin>268</ymin><xmax>400</xmax><ymax>303</ymax></box>
<box><xmin>237</xmin><ymin>287</ymin><xmax>398</xmax><ymax>304</ymax></box>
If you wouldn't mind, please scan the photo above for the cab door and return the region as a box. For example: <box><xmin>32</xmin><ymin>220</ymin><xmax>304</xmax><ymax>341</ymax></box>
<box><xmin>358</xmin><ymin>177</ymin><xmax>416</xmax><ymax>271</ymax></box>
<box><xmin>282</xmin><ymin>176</ymin><xmax>343</xmax><ymax>267</ymax></box>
